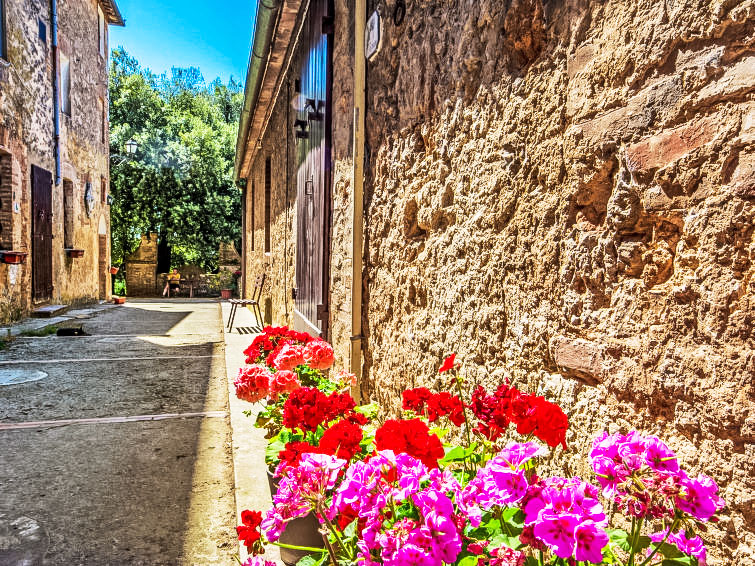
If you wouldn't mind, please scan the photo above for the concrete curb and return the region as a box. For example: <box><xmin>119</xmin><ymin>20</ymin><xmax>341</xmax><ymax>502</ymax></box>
<box><xmin>220</xmin><ymin>301</ymin><xmax>282</xmax><ymax>565</ymax></box>
<box><xmin>0</xmin><ymin>302</ymin><xmax>118</xmax><ymax>338</ymax></box>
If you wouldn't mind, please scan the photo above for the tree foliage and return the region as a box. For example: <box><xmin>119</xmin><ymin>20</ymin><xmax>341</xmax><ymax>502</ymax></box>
<box><xmin>109</xmin><ymin>47</ymin><xmax>243</xmax><ymax>271</ymax></box>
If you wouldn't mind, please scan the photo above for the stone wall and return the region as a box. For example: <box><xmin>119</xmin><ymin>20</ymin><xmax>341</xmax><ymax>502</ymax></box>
<box><xmin>0</xmin><ymin>0</ymin><xmax>112</xmax><ymax>313</ymax></box>
<box><xmin>124</xmin><ymin>233</ymin><xmax>157</xmax><ymax>296</ymax></box>
<box><xmin>359</xmin><ymin>0</ymin><xmax>754</xmax><ymax>562</ymax></box>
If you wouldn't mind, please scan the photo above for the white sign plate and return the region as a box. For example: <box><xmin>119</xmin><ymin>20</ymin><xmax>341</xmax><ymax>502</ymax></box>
<box><xmin>365</xmin><ymin>11</ymin><xmax>381</xmax><ymax>61</ymax></box>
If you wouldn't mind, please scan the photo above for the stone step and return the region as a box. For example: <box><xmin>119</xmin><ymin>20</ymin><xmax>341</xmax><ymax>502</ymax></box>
<box><xmin>31</xmin><ymin>305</ymin><xmax>69</xmax><ymax>318</ymax></box>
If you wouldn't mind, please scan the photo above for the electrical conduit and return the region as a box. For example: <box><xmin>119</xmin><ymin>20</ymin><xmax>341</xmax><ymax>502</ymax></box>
<box><xmin>51</xmin><ymin>0</ymin><xmax>61</xmax><ymax>186</ymax></box>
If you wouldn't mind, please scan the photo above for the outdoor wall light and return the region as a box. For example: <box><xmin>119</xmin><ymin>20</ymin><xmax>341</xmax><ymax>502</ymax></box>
<box><xmin>304</xmin><ymin>98</ymin><xmax>324</xmax><ymax>122</ymax></box>
<box><xmin>125</xmin><ymin>139</ymin><xmax>138</xmax><ymax>154</ymax></box>
<box><xmin>293</xmin><ymin>118</ymin><xmax>309</xmax><ymax>139</ymax></box>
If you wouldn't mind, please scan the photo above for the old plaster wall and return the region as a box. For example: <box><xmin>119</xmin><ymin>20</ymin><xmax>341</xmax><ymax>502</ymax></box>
<box><xmin>0</xmin><ymin>0</ymin><xmax>55</xmax><ymax>315</ymax></box>
<box><xmin>360</xmin><ymin>0</ymin><xmax>754</xmax><ymax>562</ymax></box>
<box><xmin>56</xmin><ymin>0</ymin><xmax>111</xmax><ymax>304</ymax></box>
<box><xmin>0</xmin><ymin>0</ymin><xmax>111</xmax><ymax>315</ymax></box>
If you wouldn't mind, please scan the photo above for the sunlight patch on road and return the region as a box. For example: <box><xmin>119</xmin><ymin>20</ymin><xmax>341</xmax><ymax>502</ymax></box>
<box><xmin>0</xmin><ymin>369</ymin><xmax>48</xmax><ymax>386</ymax></box>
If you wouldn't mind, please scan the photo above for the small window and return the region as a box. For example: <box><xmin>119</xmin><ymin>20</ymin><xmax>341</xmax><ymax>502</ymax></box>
<box><xmin>0</xmin><ymin>153</ymin><xmax>12</xmax><ymax>249</ymax></box>
<box><xmin>60</xmin><ymin>53</ymin><xmax>71</xmax><ymax>115</ymax></box>
<box><xmin>98</xmin><ymin>97</ymin><xmax>105</xmax><ymax>143</ymax></box>
<box><xmin>264</xmin><ymin>158</ymin><xmax>271</xmax><ymax>253</ymax></box>
<box><xmin>97</xmin><ymin>5</ymin><xmax>105</xmax><ymax>57</ymax></box>
<box><xmin>38</xmin><ymin>19</ymin><xmax>47</xmax><ymax>44</ymax></box>
<box><xmin>100</xmin><ymin>176</ymin><xmax>107</xmax><ymax>204</ymax></box>
<box><xmin>0</xmin><ymin>0</ymin><xmax>7</xmax><ymax>61</ymax></box>
<box><xmin>63</xmin><ymin>180</ymin><xmax>74</xmax><ymax>249</ymax></box>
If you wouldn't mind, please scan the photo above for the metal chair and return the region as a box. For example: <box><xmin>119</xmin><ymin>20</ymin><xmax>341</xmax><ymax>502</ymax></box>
<box><xmin>226</xmin><ymin>273</ymin><xmax>265</xmax><ymax>331</ymax></box>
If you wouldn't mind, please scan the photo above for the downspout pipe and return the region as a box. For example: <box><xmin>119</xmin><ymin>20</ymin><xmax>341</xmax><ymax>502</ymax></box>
<box><xmin>234</xmin><ymin>0</ymin><xmax>281</xmax><ymax>182</ymax></box>
<box><xmin>350</xmin><ymin>0</ymin><xmax>366</xmax><ymax>397</ymax></box>
<box><xmin>51</xmin><ymin>0</ymin><xmax>61</xmax><ymax>186</ymax></box>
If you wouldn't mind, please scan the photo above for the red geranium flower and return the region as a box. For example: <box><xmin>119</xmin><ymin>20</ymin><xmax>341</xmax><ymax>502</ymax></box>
<box><xmin>278</xmin><ymin>440</ymin><xmax>321</xmax><ymax>466</ymax></box>
<box><xmin>236</xmin><ymin>509</ymin><xmax>263</xmax><ymax>552</ymax></box>
<box><xmin>268</xmin><ymin>370</ymin><xmax>301</xmax><ymax>399</ymax></box>
<box><xmin>303</xmin><ymin>339</ymin><xmax>335</xmax><ymax>370</ymax></box>
<box><xmin>318</xmin><ymin>419</ymin><xmax>364</xmax><ymax>461</ymax></box>
<box><xmin>402</xmin><ymin>387</ymin><xmax>433</xmax><ymax>413</ymax></box>
<box><xmin>426</xmin><ymin>391</ymin><xmax>465</xmax><ymax>426</ymax></box>
<box><xmin>439</xmin><ymin>353</ymin><xmax>457</xmax><ymax>373</ymax></box>
<box><xmin>270</xmin><ymin>343</ymin><xmax>305</xmax><ymax>371</ymax></box>
<box><xmin>282</xmin><ymin>388</ymin><xmax>358</xmax><ymax>432</ymax></box>
<box><xmin>375</xmin><ymin>418</ymin><xmax>445</xmax><ymax>468</ymax></box>
<box><xmin>234</xmin><ymin>365</ymin><xmax>272</xmax><ymax>404</ymax></box>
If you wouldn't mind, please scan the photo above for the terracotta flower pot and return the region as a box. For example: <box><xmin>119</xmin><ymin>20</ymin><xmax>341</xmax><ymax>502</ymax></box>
<box><xmin>267</xmin><ymin>470</ymin><xmax>325</xmax><ymax>566</ymax></box>
<box><xmin>109</xmin><ymin>266</ymin><xmax>119</xmax><ymax>275</ymax></box>
<box><xmin>221</xmin><ymin>288</ymin><xmax>233</xmax><ymax>299</ymax></box>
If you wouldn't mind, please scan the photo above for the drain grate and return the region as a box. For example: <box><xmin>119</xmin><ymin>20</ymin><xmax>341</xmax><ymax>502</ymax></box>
<box><xmin>0</xmin><ymin>369</ymin><xmax>48</xmax><ymax>386</ymax></box>
<box><xmin>235</xmin><ymin>326</ymin><xmax>260</xmax><ymax>334</ymax></box>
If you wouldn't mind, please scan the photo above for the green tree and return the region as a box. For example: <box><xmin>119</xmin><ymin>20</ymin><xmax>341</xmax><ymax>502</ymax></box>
<box><xmin>108</xmin><ymin>47</ymin><xmax>243</xmax><ymax>272</ymax></box>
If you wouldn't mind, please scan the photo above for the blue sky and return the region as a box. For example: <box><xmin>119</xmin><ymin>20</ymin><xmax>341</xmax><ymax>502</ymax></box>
<box><xmin>110</xmin><ymin>0</ymin><xmax>257</xmax><ymax>85</ymax></box>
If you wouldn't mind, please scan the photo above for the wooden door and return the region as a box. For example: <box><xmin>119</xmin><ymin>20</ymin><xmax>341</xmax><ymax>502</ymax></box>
<box><xmin>98</xmin><ymin>235</ymin><xmax>108</xmax><ymax>299</ymax></box>
<box><xmin>294</xmin><ymin>0</ymin><xmax>332</xmax><ymax>336</ymax></box>
<box><xmin>32</xmin><ymin>165</ymin><xmax>53</xmax><ymax>302</ymax></box>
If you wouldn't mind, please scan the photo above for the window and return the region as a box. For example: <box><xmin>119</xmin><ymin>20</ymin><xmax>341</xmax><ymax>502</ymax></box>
<box><xmin>0</xmin><ymin>153</ymin><xmax>12</xmax><ymax>249</ymax></box>
<box><xmin>97</xmin><ymin>5</ymin><xmax>105</xmax><ymax>57</ymax></box>
<box><xmin>60</xmin><ymin>53</ymin><xmax>71</xmax><ymax>115</ymax></box>
<box><xmin>38</xmin><ymin>19</ymin><xmax>47</xmax><ymax>44</ymax></box>
<box><xmin>98</xmin><ymin>97</ymin><xmax>105</xmax><ymax>143</ymax></box>
<box><xmin>0</xmin><ymin>0</ymin><xmax>6</xmax><ymax>61</ymax></box>
<box><xmin>63</xmin><ymin>180</ymin><xmax>74</xmax><ymax>249</ymax></box>
<box><xmin>264</xmin><ymin>158</ymin><xmax>271</xmax><ymax>253</ymax></box>
<box><xmin>100</xmin><ymin>176</ymin><xmax>107</xmax><ymax>204</ymax></box>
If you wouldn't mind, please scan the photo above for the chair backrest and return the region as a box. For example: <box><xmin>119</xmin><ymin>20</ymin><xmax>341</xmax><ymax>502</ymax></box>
<box><xmin>252</xmin><ymin>273</ymin><xmax>266</xmax><ymax>302</ymax></box>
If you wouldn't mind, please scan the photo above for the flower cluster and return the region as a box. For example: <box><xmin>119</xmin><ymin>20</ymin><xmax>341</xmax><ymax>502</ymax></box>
<box><xmin>234</xmin><ymin>364</ymin><xmax>301</xmax><ymax>403</ymax></box>
<box><xmin>469</xmin><ymin>382</ymin><xmax>569</xmax><ymax>449</ymax></box>
<box><xmin>375</xmin><ymin>418</ymin><xmax>445</xmax><ymax>468</ymax></box>
<box><xmin>234</xmin><ymin>365</ymin><xmax>274</xmax><ymax>404</ymax></box>
<box><xmin>522</xmin><ymin>476</ymin><xmax>608</xmax><ymax>562</ymax></box>
<box><xmin>282</xmin><ymin>387</ymin><xmax>359</xmax><ymax>432</ymax></box>
<box><xmin>402</xmin><ymin>387</ymin><xmax>465</xmax><ymax>426</ymax></box>
<box><xmin>236</xmin><ymin>509</ymin><xmax>264</xmax><ymax>553</ymax></box>
<box><xmin>243</xmin><ymin>326</ymin><xmax>314</xmax><ymax>365</ymax></box>
<box><xmin>590</xmin><ymin>431</ymin><xmax>724</xmax><ymax>520</ymax></box>
<box><xmin>590</xmin><ymin>431</ymin><xmax>725</xmax><ymax>562</ymax></box>
<box><xmin>331</xmin><ymin>451</ymin><xmax>464</xmax><ymax>566</ymax></box>
<box><xmin>262</xmin><ymin>453</ymin><xmax>347</xmax><ymax>542</ymax></box>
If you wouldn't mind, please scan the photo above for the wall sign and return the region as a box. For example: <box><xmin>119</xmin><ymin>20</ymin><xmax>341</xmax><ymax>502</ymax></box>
<box><xmin>365</xmin><ymin>11</ymin><xmax>382</xmax><ymax>61</ymax></box>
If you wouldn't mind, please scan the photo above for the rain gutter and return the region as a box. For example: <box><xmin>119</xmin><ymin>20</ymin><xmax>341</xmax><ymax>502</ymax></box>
<box><xmin>234</xmin><ymin>0</ymin><xmax>281</xmax><ymax>183</ymax></box>
<box><xmin>51</xmin><ymin>0</ymin><xmax>61</xmax><ymax>186</ymax></box>
<box><xmin>350</xmin><ymin>0</ymin><xmax>366</xmax><ymax>393</ymax></box>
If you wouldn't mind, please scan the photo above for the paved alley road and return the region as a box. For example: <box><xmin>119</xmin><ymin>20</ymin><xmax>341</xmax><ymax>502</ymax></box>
<box><xmin>0</xmin><ymin>300</ymin><xmax>236</xmax><ymax>565</ymax></box>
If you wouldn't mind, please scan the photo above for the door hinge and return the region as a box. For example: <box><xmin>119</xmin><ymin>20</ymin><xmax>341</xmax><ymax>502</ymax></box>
<box><xmin>317</xmin><ymin>303</ymin><xmax>329</xmax><ymax>321</ymax></box>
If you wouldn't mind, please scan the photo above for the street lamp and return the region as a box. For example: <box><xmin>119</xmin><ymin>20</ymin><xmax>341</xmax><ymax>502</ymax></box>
<box><xmin>125</xmin><ymin>139</ymin><xmax>138</xmax><ymax>155</ymax></box>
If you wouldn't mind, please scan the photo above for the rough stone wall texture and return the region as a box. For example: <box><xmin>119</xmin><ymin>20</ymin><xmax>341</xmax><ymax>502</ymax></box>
<box><xmin>243</xmin><ymin>47</ymin><xmax>301</xmax><ymax>330</ymax></box>
<box><xmin>0</xmin><ymin>0</ymin><xmax>111</xmax><ymax>312</ymax></box>
<box><xmin>124</xmin><ymin>233</ymin><xmax>157</xmax><ymax>296</ymax></box>
<box><xmin>359</xmin><ymin>0</ymin><xmax>754</xmax><ymax>563</ymax></box>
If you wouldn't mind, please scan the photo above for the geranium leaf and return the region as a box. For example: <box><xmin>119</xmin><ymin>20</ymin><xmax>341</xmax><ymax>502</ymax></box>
<box><xmin>355</xmin><ymin>402</ymin><xmax>378</xmax><ymax>419</ymax></box>
<box><xmin>660</xmin><ymin>558</ymin><xmax>695</xmax><ymax>566</ymax></box>
<box><xmin>455</xmin><ymin>556</ymin><xmax>480</xmax><ymax>566</ymax></box>
<box><xmin>489</xmin><ymin>533</ymin><xmax>523</xmax><ymax>550</ymax></box>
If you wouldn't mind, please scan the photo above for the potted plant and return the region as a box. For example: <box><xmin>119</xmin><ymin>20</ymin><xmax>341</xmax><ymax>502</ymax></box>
<box><xmin>233</xmin><ymin>345</ymin><xmax>726</xmax><ymax>566</ymax></box>
<box><xmin>109</xmin><ymin>266</ymin><xmax>119</xmax><ymax>275</ymax></box>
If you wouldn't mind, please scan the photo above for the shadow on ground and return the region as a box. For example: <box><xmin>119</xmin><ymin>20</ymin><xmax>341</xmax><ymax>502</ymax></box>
<box><xmin>0</xmin><ymin>300</ymin><xmax>235</xmax><ymax>565</ymax></box>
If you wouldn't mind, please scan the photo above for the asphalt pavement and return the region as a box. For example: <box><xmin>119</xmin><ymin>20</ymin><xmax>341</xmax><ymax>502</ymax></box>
<box><xmin>0</xmin><ymin>299</ymin><xmax>237</xmax><ymax>565</ymax></box>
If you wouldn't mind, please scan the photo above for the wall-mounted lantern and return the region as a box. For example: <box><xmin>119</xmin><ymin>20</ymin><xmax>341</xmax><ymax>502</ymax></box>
<box><xmin>125</xmin><ymin>139</ymin><xmax>138</xmax><ymax>155</ymax></box>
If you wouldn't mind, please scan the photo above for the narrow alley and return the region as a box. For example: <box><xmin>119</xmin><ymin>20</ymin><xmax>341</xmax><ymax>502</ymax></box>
<box><xmin>0</xmin><ymin>300</ymin><xmax>236</xmax><ymax>565</ymax></box>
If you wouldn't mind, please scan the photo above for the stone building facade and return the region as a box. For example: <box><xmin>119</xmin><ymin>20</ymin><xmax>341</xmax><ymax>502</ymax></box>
<box><xmin>0</xmin><ymin>0</ymin><xmax>122</xmax><ymax>316</ymax></box>
<box><xmin>236</xmin><ymin>1</ymin><xmax>754</xmax><ymax>561</ymax></box>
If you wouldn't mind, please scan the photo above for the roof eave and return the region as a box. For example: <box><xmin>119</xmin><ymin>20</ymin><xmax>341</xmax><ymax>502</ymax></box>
<box><xmin>101</xmin><ymin>0</ymin><xmax>125</xmax><ymax>26</ymax></box>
